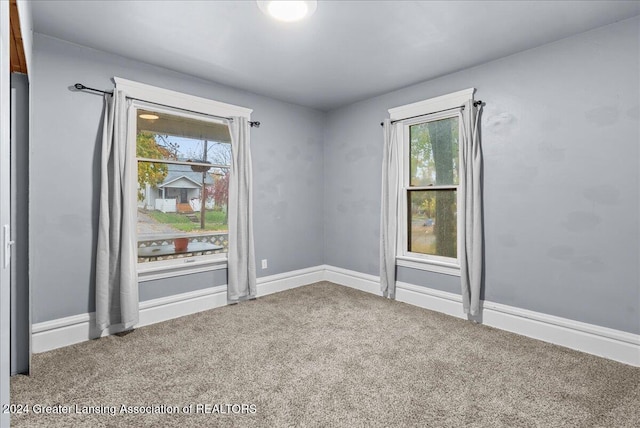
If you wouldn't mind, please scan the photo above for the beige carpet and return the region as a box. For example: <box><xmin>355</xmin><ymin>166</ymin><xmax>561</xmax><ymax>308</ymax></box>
<box><xmin>10</xmin><ymin>282</ymin><xmax>640</xmax><ymax>427</ymax></box>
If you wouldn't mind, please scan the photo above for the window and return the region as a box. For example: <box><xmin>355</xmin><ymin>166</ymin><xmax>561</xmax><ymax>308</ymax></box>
<box><xmin>135</xmin><ymin>106</ymin><xmax>231</xmax><ymax>266</ymax></box>
<box><xmin>407</xmin><ymin>116</ymin><xmax>459</xmax><ymax>258</ymax></box>
<box><xmin>115</xmin><ymin>77</ymin><xmax>253</xmax><ymax>280</ymax></box>
<box><xmin>392</xmin><ymin>88</ymin><xmax>474</xmax><ymax>276</ymax></box>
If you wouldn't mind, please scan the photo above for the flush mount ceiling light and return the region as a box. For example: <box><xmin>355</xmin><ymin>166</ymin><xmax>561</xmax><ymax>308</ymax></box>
<box><xmin>139</xmin><ymin>113</ymin><xmax>159</xmax><ymax>120</ymax></box>
<box><xmin>257</xmin><ymin>1</ymin><xmax>317</xmax><ymax>22</ymax></box>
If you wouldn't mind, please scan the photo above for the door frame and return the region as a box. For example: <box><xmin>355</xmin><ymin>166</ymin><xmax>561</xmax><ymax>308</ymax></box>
<box><xmin>1</xmin><ymin>0</ymin><xmax>13</xmax><ymax>424</ymax></box>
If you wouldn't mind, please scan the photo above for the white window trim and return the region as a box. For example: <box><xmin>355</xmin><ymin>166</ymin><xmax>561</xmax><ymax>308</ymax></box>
<box><xmin>390</xmin><ymin>88</ymin><xmax>475</xmax><ymax>277</ymax></box>
<box><xmin>138</xmin><ymin>256</ymin><xmax>228</xmax><ymax>282</ymax></box>
<box><xmin>388</xmin><ymin>88</ymin><xmax>474</xmax><ymax>121</ymax></box>
<box><xmin>119</xmin><ymin>78</ymin><xmax>249</xmax><ymax>279</ymax></box>
<box><xmin>115</xmin><ymin>77</ymin><xmax>252</xmax><ymax>119</ymax></box>
<box><xmin>396</xmin><ymin>256</ymin><xmax>461</xmax><ymax>277</ymax></box>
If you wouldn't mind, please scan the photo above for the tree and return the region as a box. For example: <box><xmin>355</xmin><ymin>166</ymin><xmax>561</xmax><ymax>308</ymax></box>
<box><xmin>431</xmin><ymin>120</ymin><xmax>458</xmax><ymax>258</ymax></box>
<box><xmin>206</xmin><ymin>171</ymin><xmax>229</xmax><ymax>225</ymax></box>
<box><xmin>156</xmin><ymin>134</ymin><xmax>180</xmax><ymax>159</ymax></box>
<box><xmin>409</xmin><ymin>124</ymin><xmax>434</xmax><ymax>187</ymax></box>
<box><xmin>205</xmin><ymin>142</ymin><xmax>231</xmax><ymax>224</ymax></box>
<box><xmin>136</xmin><ymin>132</ymin><xmax>172</xmax><ymax>201</ymax></box>
<box><xmin>209</xmin><ymin>171</ymin><xmax>229</xmax><ymax>207</ymax></box>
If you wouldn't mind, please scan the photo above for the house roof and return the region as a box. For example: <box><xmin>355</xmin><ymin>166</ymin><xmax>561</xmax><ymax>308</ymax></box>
<box><xmin>158</xmin><ymin>163</ymin><xmax>214</xmax><ymax>188</ymax></box>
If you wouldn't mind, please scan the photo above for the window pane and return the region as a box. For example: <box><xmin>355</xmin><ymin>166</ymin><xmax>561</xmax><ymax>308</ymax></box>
<box><xmin>137</xmin><ymin>161</ymin><xmax>229</xmax><ymax>262</ymax></box>
<box><xmin>137</xmin><ymin>109</ymin><xmax>231</xmax><ymax>162</ymax></box>
<box><xmin>409</xmin><ymin>117</ymin><xmax>459</xmax><ymax>186</ymax></box>
<box><xmin>408</xmin><ymin>189</ymin><xmax>457</xmax><ymax>258</ymax></box>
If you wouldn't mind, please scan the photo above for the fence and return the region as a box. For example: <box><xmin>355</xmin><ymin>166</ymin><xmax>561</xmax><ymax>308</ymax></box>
<box><xmin>154</xmin><ymin>198</ymin><xmax>177</xmax><ymax>213</ymax></box>
<box><xmin>137</xmin><ymin>232</ymin><xmax>228</xmax><ymax>263</ymax></box>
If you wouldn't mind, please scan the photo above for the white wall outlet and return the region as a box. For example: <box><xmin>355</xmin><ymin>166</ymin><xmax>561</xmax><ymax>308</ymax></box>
<box><xmin>261</xmin><ymin>259</ymin><xmax>268</xmax><ymax>269</ymax></box>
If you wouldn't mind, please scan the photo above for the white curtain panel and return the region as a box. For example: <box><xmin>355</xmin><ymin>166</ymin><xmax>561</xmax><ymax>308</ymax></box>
<box><xmin>227</xmin><ymin>117</ymin><xmax>257</xmax><ymax>301</ymax></box>
<box><xmin>380</xmin><ymin>119</ymin><xmax>400</xmax><ymax>299</ymax></box>
<box><xmin>95</xmin><ymin>90</ymin><xmax>139</xmax><ymax>330</ymax></box>
<box><xmin>460</xmin><ymin>102</ymin><xmax>484</xmax><ymax>316</ymax></box>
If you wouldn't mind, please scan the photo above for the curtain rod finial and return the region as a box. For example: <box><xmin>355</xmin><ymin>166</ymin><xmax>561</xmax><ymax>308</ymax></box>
<box><xmin>74</xmin><ymin>83</ymin><xmax>85</xmax><ymax>90</ymax></box>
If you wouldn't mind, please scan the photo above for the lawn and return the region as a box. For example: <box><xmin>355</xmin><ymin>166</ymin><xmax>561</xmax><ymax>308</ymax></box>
<box><xmin>147</xmin><ymin>210</ymin><xmax>228</xmax><ymax>232</ymax></box>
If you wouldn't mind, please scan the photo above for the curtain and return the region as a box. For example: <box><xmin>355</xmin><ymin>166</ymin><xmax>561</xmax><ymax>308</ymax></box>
<box><xmin>95</xmin><ymin>90</ymin><xmax>139</xmax><ymax>330</ymax></box>
<box><xmin>380</xmin><ymin>119</ymin><xmax>400</xmax><ymax>299</ymax></box>
<box><xmin>227</xmin><ymin>117</ymin><xmax>257</xmax><ymax>301</ymax></box>
<box><xmin>460</xmin><ymin>102</ymin><xmax>484</xmax><ymax>316</ymax></box>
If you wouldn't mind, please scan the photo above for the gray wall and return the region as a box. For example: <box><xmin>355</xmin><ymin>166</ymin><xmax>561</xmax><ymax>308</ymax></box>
<box><xmin>30</xmin><ymin>34</ymin><xmax>325</xmax><ymax>324</ymax></box>
<box><xmin>140</xmin><ymin>270</ymin><xmax>227</xmax><ymax>302</ymax></box>
<box><xmin>29</xmin><ymin>18</ymin><xmax>640</xmax><ymax>336</ymax></box>
<box><xmin>10</xmin><ymin>73</ymin><xmax>29</xmax><ymax>374</ymax></box>
<box><xmin>323</xmin><ymin>18</ymin><xmax>640</xmax><ymax>334</ymax></box>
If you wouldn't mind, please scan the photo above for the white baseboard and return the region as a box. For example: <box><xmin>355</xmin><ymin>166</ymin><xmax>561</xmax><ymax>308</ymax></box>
<box><xmin>31</xmin><ymin>264</ymin><xmax>640</xmax><ymax>367</ymax></box>
<box><xmin>323</xmin><ymin>265</ymin><xmax>382</xmax><ymax>296</ymax></box>
<box><xmin>324</xmin><ymin>266</ymin><xmax>640</xmax><ymax>367</ymax></box>
<box><xmin>31</xmin><ymin>285</ymin><xmax>229</xmax><ymax>354</ymax></box>
<box><xmin>32</xmin><ymin>265</ymin><xmax>324</xmax><ymax>354</ymax></box>
<box><xmin>257</xmin><ymin>265</ymin><xmax>324</xmax><ymax>297</ymax></box>
<box><xmin>395</xmin><ymin>281</ymin><xmax>467</xmax><ymax>320</ymax></box>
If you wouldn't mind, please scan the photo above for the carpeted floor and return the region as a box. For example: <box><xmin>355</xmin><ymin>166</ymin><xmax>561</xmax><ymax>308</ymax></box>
<box><xmin>10</xmin><ymin>282</ymin><xmax>640</xmax><ymax>427</ymax></box>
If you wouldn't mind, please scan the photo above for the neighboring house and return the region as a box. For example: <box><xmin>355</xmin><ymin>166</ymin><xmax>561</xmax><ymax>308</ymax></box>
<box><xmin>141</xmin><ymin>163</ymin><xmax>214</xmax><ymax>213</ymax></box>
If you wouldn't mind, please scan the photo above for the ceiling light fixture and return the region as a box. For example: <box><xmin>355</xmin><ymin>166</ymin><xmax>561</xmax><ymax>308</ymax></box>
<box><xmin>257</xmin><ymin>1</ymin><xmax>317</xmax><ymax>22</ymax></box>
<box><xmin>139</xmin><ymin>113</ymin><xmax>159</xmax><ymax>120</ymax></box>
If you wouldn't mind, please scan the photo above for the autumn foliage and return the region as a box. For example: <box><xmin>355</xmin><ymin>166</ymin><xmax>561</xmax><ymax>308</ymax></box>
<box><xmin>136</xmin><ymin>132</ymin><xmax>174</xmax><ymax>201</ymax></box>
<box><xmin>208</xmin><ymin>171</ymin><xmax>229</xmax><ymax>208</ymax></box>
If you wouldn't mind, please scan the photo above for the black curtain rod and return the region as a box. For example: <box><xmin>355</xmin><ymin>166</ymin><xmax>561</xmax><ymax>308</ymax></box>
<box><xmin>74</xmin><ymin>83</ymin><xmax>261</xmax><ymax>128</ymax></box>
<box><xmin>379</xmin><ymin>101</ymin><xmax>484</xmax><ymax>126</ymax></box>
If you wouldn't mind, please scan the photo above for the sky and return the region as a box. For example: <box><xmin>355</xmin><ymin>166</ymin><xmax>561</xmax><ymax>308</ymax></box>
<box><xmin>154</xmin><ymin>135</ymin><xmax>231</xmax><ymax>167</ymax></box>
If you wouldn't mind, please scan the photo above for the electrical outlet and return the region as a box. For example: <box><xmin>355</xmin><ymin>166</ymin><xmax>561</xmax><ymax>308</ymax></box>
<box><xmin>261</xmin><ymin>259</ymin><xmax>268</xmax><ymax>269</ymax></box>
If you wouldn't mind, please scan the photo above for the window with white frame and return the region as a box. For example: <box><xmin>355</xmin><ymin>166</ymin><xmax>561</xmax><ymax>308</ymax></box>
<box><xmin>135</xmin><ymin>105</ymin><xmax>231</xmax><ymax>265</ymax></box>
<box><xmin>115</xmin><ymin>77</ymin><xmax>253</xmax><ymax>279</ymax></box>
<box><xmin>392</xmin><ymin>89</ymin><xmax>474</xmax><ymax>275</ymax></box>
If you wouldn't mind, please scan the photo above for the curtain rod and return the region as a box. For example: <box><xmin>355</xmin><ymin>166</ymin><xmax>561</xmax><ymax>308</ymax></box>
<box><xmin>74</xmin><ymin>83</ymin><xmax>261</xmax><ymax>128</ymax></box>
<box><xmin>379</xmin><ymin>101</ymin><xmax>484</xmax><ymax>126</ymax></box>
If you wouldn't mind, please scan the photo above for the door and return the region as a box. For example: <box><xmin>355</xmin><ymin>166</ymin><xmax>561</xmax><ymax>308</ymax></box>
<box><xmin>11</xmin><ymin>74</ymin><xmax>29</xmax><ymax>376</ymax></box>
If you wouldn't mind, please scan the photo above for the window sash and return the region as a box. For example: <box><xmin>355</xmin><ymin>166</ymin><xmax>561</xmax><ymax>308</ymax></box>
<box><xmin>407</xmin><ymin>185</ymin><xmax>457</xmax><ymax>191</ymax></box>
<box><xmin>132</xmin><ymin>102</ymin><xmax>231</xmax><ymax>269</ymax></box>
<box><xmin>406</xmin><ymin>188</ymin><xmax>458</xmax><ymax>258</ymax></box>
<box><xmin>136</xmin><ymin>157</ymin><xmax>230</xmax><ymax>170</ymax></box>
<box><xmin>408</xmin><ymin>116</ymin><xmax>460</xmax><ymax>187</ymax></box>
<box><xmin>135</xmin><ymin>158</ymin><xmax>230</xmax><ymax>262</ymax></box>
<box><xmin>398</xmin><ymin>110</ymin><xmax>463</xmax><ymax>265</ymax></box>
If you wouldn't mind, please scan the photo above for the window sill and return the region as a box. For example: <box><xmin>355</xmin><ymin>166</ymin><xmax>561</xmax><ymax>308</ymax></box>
<box><xmin>396</xmin><ymin>256</ymin><xmax>460</xmax><ymax>277</ymax></box>
<box><xmin>138</xmin><ymin>256</ymin><xmax>227</xmax><ymax>282</ymax></box>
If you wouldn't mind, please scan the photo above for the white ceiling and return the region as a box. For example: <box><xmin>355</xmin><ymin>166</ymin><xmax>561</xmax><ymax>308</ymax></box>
<box><xmin>32</xmin><ymin>1</ymin><xmax>640</xmax><ymax>111</ymax></box>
